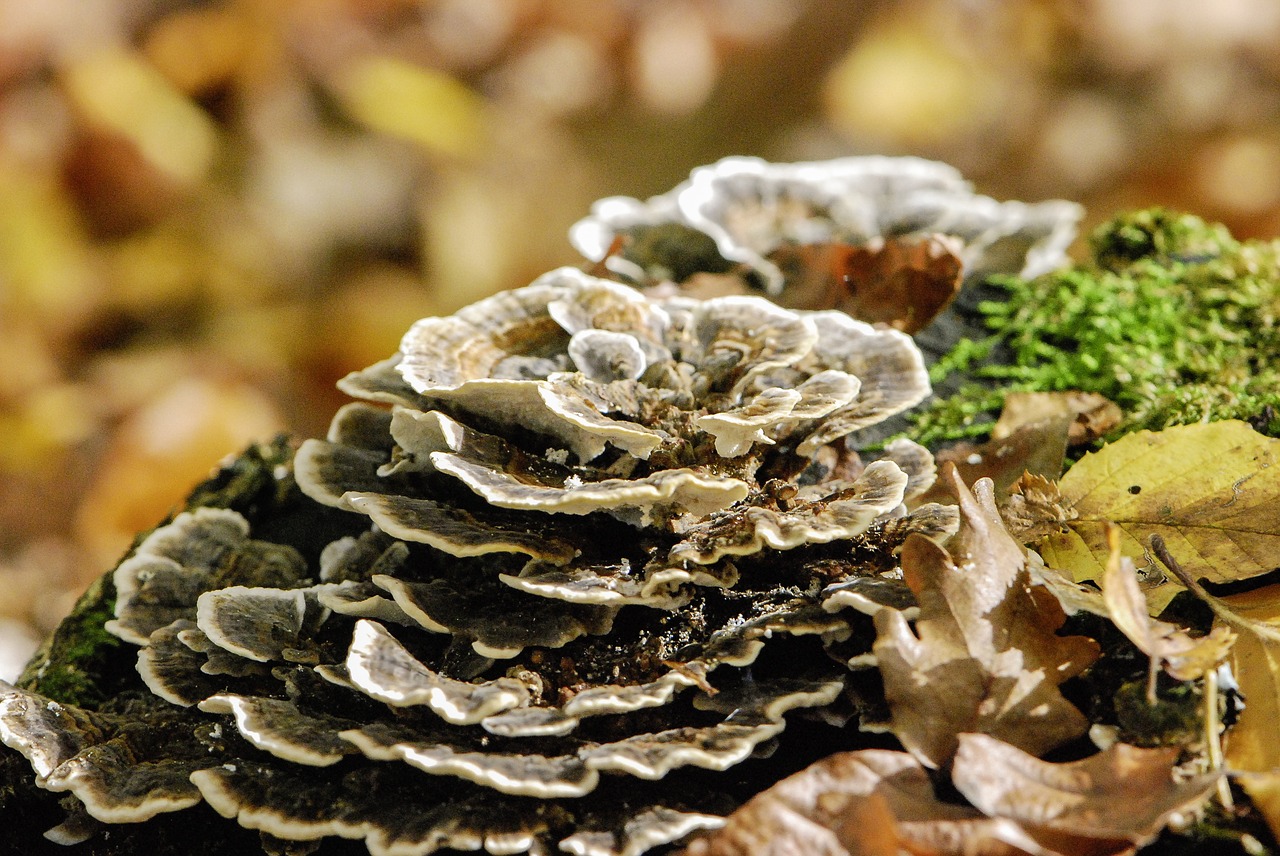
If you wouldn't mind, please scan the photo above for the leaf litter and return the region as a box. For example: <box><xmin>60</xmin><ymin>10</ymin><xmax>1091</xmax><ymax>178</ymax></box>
<box><xmin>874</xmin><ymin>464</ymin><xmax>1099</xmax><ymax>768</ymax></box>
<box><xmin>685</xmin><ymin>418</ymin><xmax>1280</xmax><ymax>854</ymax></box>
<box><xmin>1036</xmin><ymin>420</ymin><xmax>1280</xmax><ymax>611</ymax></box>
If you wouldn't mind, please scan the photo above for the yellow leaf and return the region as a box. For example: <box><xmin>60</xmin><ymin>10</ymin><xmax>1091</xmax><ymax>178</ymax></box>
<box><xmin>1101</xmin><ymin>527</ymin><xmax>1234</xmax><ymax>686</ymax></box>
<box><xmin>1227</xmin><ymin>631</ymin><xmax>1280</xmax><ymax>769</ymax></box>
<box><xmin>333</xmin><ymin>56</ymin><xmax>487</xmax><ymax>158</ymax></box>
<box><xmin>1037</xmin><ymin>421</ymin><xmax>1280</xmax><ymax>609</ymax></box>
<box><xmin>62</xmin><ymin>49</ymin><xmax>219</xmax><ymax>185</ymax></box>
<box><xmin>1237</xmin><ymin>770</ymin><xmax>1280</xmax><ymax>845</ymax></box>
<box><xmin>0</xmin><ymin>161</ymin><xmax>96</xmax><ymax>317</ymax></box>
<box><xmin>1163</xmin><ymin>583</ymin><xmax>1280</xmax><ymax>838</ymax></box>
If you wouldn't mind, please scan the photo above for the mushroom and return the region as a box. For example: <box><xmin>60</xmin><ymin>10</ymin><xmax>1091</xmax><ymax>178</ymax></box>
<box><xmin>570</xmin><ymin>155</ymin><xmax>1082</xmax><ymax>295</ymax></box>
<box><xmin>0</xmin><ymin>155</ymin><xmax>1086</xmax><ymax>855</ymax></box>
<box><xmin>2</xmin><ymin>272</ymin><xmax>945</xmax><ymax>854</ymax></box>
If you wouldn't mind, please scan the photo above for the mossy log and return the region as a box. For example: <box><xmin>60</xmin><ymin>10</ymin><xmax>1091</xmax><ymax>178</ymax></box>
<box><xmin>5</xmin><ymin>206</ymin><xmax>1279</xmax><ymax>856</ymax></box>
<box><xmin>0</xmin><ymin>438</ymin><xmax>372</xmax><ymax>855</ymax></box>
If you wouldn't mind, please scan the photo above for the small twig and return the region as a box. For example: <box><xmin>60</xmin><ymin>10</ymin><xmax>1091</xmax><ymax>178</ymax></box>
<box><xmin>1149</xmin><ymin>535</ymin><xmax>1280</xmax><ymax>644</ymax></box>
<box><xmin>1203</xmin><ymin>666</ymin><xmax>1234</xmax><ymax>810</ymax></box>
<box><xmin>1150</xmin><ymin>534</ymin><xmax>1242</xmax><ymax>809</ymax></box>
<box><xmin>1145</xmin><ymin>653</ymin><xmax>1159</xmax><ymax>706</ymax></box>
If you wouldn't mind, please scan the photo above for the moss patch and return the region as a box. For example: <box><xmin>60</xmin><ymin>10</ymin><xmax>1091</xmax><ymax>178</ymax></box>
<box><xmin>15</xmin><ymin>573</ymin><xmax>125</xmax><ymax>709</ymax></box>
<box><xmin>909</xmin><ymin>209</ymin><xmax>1280</xmax><ymax>448</ymax></box>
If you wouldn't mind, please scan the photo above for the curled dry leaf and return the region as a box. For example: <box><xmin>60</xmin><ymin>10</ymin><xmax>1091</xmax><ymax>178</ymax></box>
<box><xmin>953</xmin><ymin>733</ymin><xmax>1221</xmax><ymax>855</ymax></box>
<box><xmin>1037</xmin><ymin>421</ymin><xmax>1280</xmax><ymax>611</ymax></box>
<box><xmin>1003</xmin><ymin>473</ymin><xmax>1077</xmax><ymax>543</ymax></box>
<box><xmin>920</xmin><ymin>391</ymin><xmax>1120</xmax><ymax>515</ymax></box>
<box><xmin>873</xmin><ymin>464</ymin><xmax>1099</xmax><ymax>768</ymax></box>
<box><xmin>1101</xmin><ymin>526</ymin><xmax>1235</xmax><ymax>692</ymax></box>
<box><xmin>921</xmin><ymin>416</ymin><xmax>1070</xmax><ymax>506</ymax></box>
<box><xmin>768</xmin><ymin>234</ymin><xmax>964</xmax><ymax>333</ymax></box>
<box><xmin>992</xmin><ymin>392</ymin><xmax>1122</xmax><ymax>448</ymax></box>
<box><xmin>678</xmin><ymin>748</ymin><xmax>1040</xmax><ymax>856</ymax></box>
<box><xmin>681</xmin><ymin>733</ymin><xmax>1219</xmax><ymax>856</ymax></box>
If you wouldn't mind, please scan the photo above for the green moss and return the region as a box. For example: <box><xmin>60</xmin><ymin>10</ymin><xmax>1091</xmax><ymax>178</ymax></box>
<box><xmin>1090</xmin><ymin>207</ymin><xmax>1233</xmax><ymax>270</ymax></box>
<box><xmin>912</xmin><ymin>209</ymin><xmax>1280</xmax><ymax>447</ymax></box>
<box><xmin>16</xmin><ymin>573</ymin><xmax>124</xmax><ymax>708</ymax></box>
<box><xmin>902</xmin><ymin>382</ymin><xmax>1005</xmax><ymax>448</ymax></box>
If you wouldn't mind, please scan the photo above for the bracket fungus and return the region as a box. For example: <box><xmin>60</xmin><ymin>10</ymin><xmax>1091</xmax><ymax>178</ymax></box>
<box><xmin>571</xmin><ymin>155</ymin><xmax>1081</xmax><ymax>301</ymax></box>
<box><xmin>0</xmin><ymin>155</ymin><xmax>1085</xmax><ymax>855</ymax></box>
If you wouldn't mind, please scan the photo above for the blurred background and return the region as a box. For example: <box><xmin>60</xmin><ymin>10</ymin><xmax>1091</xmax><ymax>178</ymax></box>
<box><xmin>4</xmin><ymin>0</ymin><xmax>1280</xmax><ymax>678</ymax></box>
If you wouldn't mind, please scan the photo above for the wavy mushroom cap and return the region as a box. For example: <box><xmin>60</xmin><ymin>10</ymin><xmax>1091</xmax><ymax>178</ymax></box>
<box><xmin>570</xmin><ymin>155</ymin><xmax>1082</xmax><ymax>295</ymax></box>
<box><xmin>296</xmin><ymin>266</ymin><xmax>941</xmax><ymax>614</ymax></box>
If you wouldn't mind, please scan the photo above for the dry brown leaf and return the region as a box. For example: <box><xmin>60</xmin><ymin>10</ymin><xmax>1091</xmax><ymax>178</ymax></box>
<box><xmin>1037</xmin><ymin>421</ymin><xmax>1280</xmax><ymax>611</ymax></box>
<box><xmin>921</xmin><ymin>418</ymin><xmax>1070</xmax><ymax>507</ymax></box>
<box><xmin>1003</xmin><ymin>473</ymin><xmax>1077</xmax><ymax>543</ymax></box>
<box><xmin>1025</xmin><ymin>549</ymin><xmax>1112</xmax><ymax>619</ymax></box>
<box><xmin>769</xmin><ymin>234</ymin><xmax>963</xmax><ymax>334</ymax></box>
<box><xmin>684</xmin><ymin>734</ymin><xmax>1219</xmax><ymax>856</ymax></box>
<box><xmin>873</xmin><ymin>464</ymin><xmax>1100</xmax><ymax>768</ymax></box>
<box><xmin>953</xmin><ymin>733</ymin><xmax>1221</xmax><ymax>855</ymax></box>
<box><xmin>993</xmin><ymin>391</ymin><xmax>1121</xmax><ymax>448</ymax></box>
<box><xmin>924</xmin><ymin>389</ymin><xmax>1104</xmax><ymax>508</ymax></box>
<box><xmin>1101</xmin><ymin>526</ymin><xmax>1235</xmax><ymax>690</ymax></box>
<box><xmin>679</xmin><ymin>748</ymin><xmax>1042</xmax><ymax>856</ymax></box>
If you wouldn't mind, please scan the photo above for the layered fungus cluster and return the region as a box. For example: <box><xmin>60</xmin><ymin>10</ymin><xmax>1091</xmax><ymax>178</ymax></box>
<box><xmin>572</xmin><ymin>156</ymin><xmax>1080</xmax><ymax>339</ymax></box>
<box><xmin>0</xmin><ymin>156</ymin><xmax>1082</xmax><ymax>855</ymax></box>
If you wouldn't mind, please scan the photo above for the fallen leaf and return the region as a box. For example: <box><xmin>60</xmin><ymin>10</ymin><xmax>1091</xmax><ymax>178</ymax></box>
<box><xmin>769</xmin><ymin>234</ymin><xmax>963</xmax><ymax>334</ymax></box>
<box><xmin>993</xmin><ymin>391</ymin><xmax>1122</xmax><ymax>448</ymax></box>
<box><xmin>1025</xmin><ymin>549</ymin><xmax>1111</xmax><ymax>619</ymax></box>
<box><xmin>1142</xmin><ymin>560</ymin><xmax>1280</xmax><ymax>838</ymax></box>
<box><xmin>683</xmin><ymin>734</ymin><xmax>1219</xmax><ymax>856</ymax></box>
<box><xmin>63</xmin><ymin>49</ymin><xmax>219</xmax><ymax>186</ymax></box>
<box><xmin>1235</xmin><ymin>772</ymin><xmax>1280</xmax><ymax>846</ymax></box>
<box><xmin>679</xmin><ymin>748</ymin><xmax>1041</xmax><ymax>856</ymax></box>
<box><xmin>1003</xmin><ymin>473</ymin><xmax>1077</xmax><ymax>543</ymax></box>
<box><xmin>920</xmin><ymin>417</ymin><xmax>1070</xmax><ymax>507</ymax></box>
<box><xmin>874</xmin><ymin>464</ymin><xmax>1100</xmax><ymax>768</ymax></box>
<box><xmin>1227</xmin><ymin>625</ymin><xmax>1280</xmax><ymax>842</ymax></box>
<box><xmin>953</xmin><ymin>732</ymin><xmax>1221</xmax><ymax>855</ymax></box>
<box><xmin>333</xmin><ymin>55</ymin><xmax>488</xmax><ymax>158</ymax></box>
<box><xmin>1137</xmin><ymin>537</ymin><xmax>1280</xmax><ymax>838</ymax></box>
<box><xmin>1037</xmin><ymin>421</ymin><xmax>1280</xmax><ymax>610</ymax></box>
<box><xmin>1101</xmin><ymin>525</ymin><xmax>1235</xmax><ymax>690</ymax></box>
